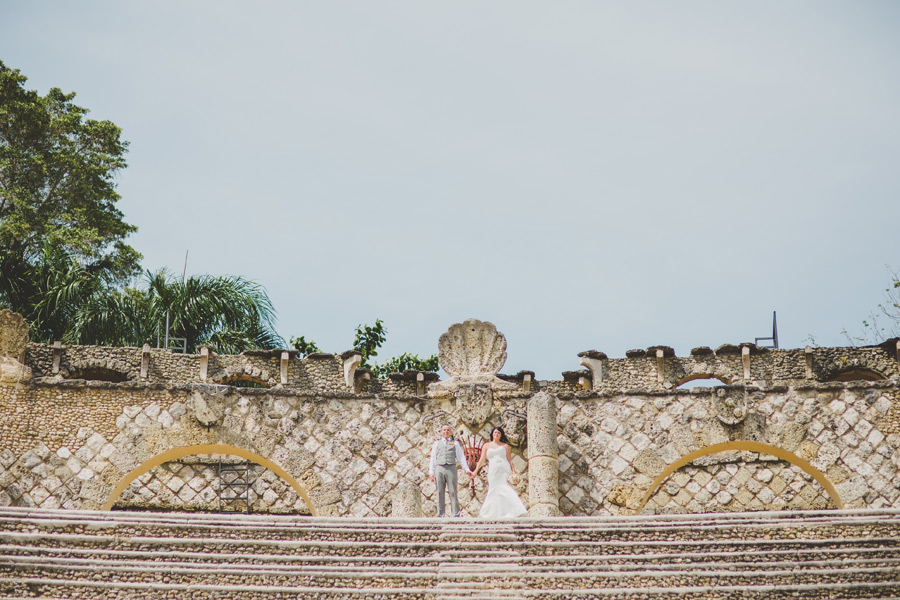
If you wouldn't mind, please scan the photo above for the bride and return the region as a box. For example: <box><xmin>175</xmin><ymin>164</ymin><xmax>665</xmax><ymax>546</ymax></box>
<box><xmin>472</xmin><ymin>427</ymin><xmax>527</xmax><ymax>519</ymax></box>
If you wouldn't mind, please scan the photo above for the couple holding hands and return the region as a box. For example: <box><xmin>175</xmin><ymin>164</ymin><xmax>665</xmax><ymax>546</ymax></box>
<box><xmin>427</xmin><ymin>424</ymin><xmax>527</xmax><ymax>519</ymax></box>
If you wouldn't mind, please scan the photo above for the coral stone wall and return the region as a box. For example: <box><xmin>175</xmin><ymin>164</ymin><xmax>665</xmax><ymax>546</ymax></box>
<box><xmin>555</xmin><ymin>384</ymin><xmax>900</xmax><ymax>515</ymax></box>
<box><xmin>0</xmin><ymin>377</ymin><xmax>527</xmax><ymax>517</ymax></box>
<box><xmin>2</xmin><ymin>332</ymin><xmax>900</xmax><ymax>517</ymax></box>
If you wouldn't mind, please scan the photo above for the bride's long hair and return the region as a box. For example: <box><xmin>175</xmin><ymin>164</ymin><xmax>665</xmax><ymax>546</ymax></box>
<box><xmin>490</xmin><ymin>427</ymin><xmax>510</xmax><ymax>444</ymax></box>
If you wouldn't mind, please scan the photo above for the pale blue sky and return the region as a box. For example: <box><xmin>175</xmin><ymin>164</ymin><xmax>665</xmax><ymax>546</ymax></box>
<box><xmin>3</xmin><ymin>1</ymin><xmax>899</xmax><ymax>377</ymax></box>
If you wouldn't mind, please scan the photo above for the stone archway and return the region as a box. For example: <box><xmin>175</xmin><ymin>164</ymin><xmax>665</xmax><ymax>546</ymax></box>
<box><xmin>827</xmin><ymin>368</ymin><xmax>885</xmax><ymax>382</ymax></box>
<box><xmin>103</xmin><ymin>443</ymin><xmax>317</xmax><ymax>514</ymax></box>
<box><xmin>675</xmin><ymin>374</ymin><xmax>732</xmax><ymax>388</ymax></box>
<box><xmin>636</xmin><ymin>440</ymin><xmax>843</xmax><ymax>514</ymax></box>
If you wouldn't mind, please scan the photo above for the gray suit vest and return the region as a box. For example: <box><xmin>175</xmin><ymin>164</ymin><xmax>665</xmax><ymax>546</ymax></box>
<box><xmin>436</xmin><ymin>440</ymin><xmax>458</xmax><ymax>466</ymax></box>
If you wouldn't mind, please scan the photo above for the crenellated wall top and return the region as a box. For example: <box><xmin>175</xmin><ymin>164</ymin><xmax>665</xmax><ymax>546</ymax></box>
<box><xmin>14</xmin><ymin>336</ymin><xmax>899</xmax><ymax>397</ymax></box>
<box><xmin>3</xmin><ymin>308</ymin><xmax>896</xmax><ymax>394</ymax></box>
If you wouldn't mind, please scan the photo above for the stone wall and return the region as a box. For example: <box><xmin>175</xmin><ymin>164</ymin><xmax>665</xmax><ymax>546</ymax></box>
<box><xmin>555</xmin><ymin>383</ymin><xmax>900</xmax><ymax>515</ymax></box>
<box><xmin>0</xmin><ymin>376</ymin><xmax>528</xmax><ymax>517</ymax></box>
<box><xmin>2</xmin><ymin>311</ymin><xmax>899</xmax><ymax>518</ymax></box>
<box><xmin>22</xmin><ymin>338</ymin><xmax>900</xmax><ymax>392</ymax></box>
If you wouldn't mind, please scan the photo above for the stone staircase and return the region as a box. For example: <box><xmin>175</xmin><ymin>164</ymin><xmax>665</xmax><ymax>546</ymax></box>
<box><xmin>436</xmin><ymin>522</ymin><xmax>525</xmax><ymax>599</ymax></box>
<box><xmin>1</xmin><ymin>506</ymin><xmax>900</xmax><ymax>599</ymax></box>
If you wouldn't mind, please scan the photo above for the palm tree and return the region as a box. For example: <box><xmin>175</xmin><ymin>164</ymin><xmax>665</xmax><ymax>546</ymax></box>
<box><xmin>2</xmin><ymin>241</ymin><xmax>284</xmax><ymax>353</ymax></box>
<box><xmin>71</xmin><ymin>269</ymin><xmax>283</xmax><ymax>353</ymax></box>
<box><xmin>0</xmin><ymin>243</ymin><xmax>105</xmax><ymax>343</ymax></box>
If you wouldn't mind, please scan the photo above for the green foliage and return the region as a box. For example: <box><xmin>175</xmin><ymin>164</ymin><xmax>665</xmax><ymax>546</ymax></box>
<box><xmin>374</xmin><ymin>352</ymin><xmax>439</xmax><ymax>378</ymax></box>
<box><xmin>0</xmin><ymin>60</ymin><xmax>140</xmax><ymax>283</ymax></box>
<box><xmin>290</xmin><ymin>335</ymin><xmax>321</xmax><ymax>358</ymax></box>
<box><xmin>289</xmin><ymin>319</ymin><xmax>439</xmax><ymax>378</ymax></box>
<box><xmin>80</xmin><ymin>269</ymin><xmax>283</xmax><ymax>353</ymax></box>
<box><xmin>4</xmin><ymin>263</ymin><xmax>285</xmax><ymax>353</ymax></box>
<box><xmin>843</xmin><ymin>266</ymin><xmax>900</xmax><ymax>345</ymax></box>
<box><xmin>353</xmin><ymin>319</ymin><xmax>387</xmax><ymax>367</ymax></box>
<box><xmin>0</xmin><ymin>61</ymin><xmax>143</xmax><ymax>342</ymax></box>
<box><xmin>0</xmin><ymin>242</ymin><xmax>109</xmax><ymax>343</ymax></box>
<box><xmin>0</xmin><ymin>63</ymin><xmax>281</xmax><ymax>355</ymax></box>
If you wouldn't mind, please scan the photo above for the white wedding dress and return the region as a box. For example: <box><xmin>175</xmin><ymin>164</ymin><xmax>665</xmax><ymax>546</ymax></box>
<box><xmin>478</xmin><ymin>446</ymin><xmax>528</xmax><ymax>519</ymax></box>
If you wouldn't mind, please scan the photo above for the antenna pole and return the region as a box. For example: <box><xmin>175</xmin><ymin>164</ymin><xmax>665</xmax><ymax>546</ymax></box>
<box><xmin>772</xmin><ymin>311</ymin><xmax>779</xmax><ymax>349</ymax></box>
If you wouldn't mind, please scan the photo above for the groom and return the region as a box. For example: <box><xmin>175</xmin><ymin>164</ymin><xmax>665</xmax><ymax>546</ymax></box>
<box><xmin>428</xmin><ymin>424</ymin><xmax>472</xmax><ymax>517</ymax></box>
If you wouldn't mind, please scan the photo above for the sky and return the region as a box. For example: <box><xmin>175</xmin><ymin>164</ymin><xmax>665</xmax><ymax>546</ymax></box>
<box><xmin>2</xmin><ymin>1</ymin><xmax>899</xmax><ymax>379</ymax></box>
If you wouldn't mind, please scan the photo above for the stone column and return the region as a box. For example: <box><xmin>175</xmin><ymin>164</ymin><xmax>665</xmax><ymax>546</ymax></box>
<box><xmin>527</xmin><ymin>391</ymin><xmax>560</xmax><ymax>516</ymax></box>
<box><xmin>390</xmin><ymin>480</ymin><xmax>423</xmax><ymax>517</ymax></box>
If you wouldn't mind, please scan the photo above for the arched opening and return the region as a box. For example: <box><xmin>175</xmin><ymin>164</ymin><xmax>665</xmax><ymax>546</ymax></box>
<box><xmin>219</xmin><ymin>375</ymin><xmax>270</xmax><ymax>389</ymax></box>
<box><xmin>827</xmin><ymin>368</ymin><xmax>885</xmax><ymax>382</ymax></box>
<box><xmin>103</xmin><ymin>443</ymin><xmax>316</xmax><ymax>515</ymax></box>
<box><xmin>636</xmin><ymin>441</ymin><xmax>842</xmax><ymax>514</ymax></box>
<box><xmin>67</xmin><ymin>367</ymin><xmax>128</xmax><ymax>383</ymax></box>
<box><xmin>676</xmin><ymin>374</ymin><xmax>731</xmax><ymax>389</ymax></box>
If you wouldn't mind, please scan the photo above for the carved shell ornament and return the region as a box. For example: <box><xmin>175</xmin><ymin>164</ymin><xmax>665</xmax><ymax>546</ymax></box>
<box><xmin>438</xmin><ymin>319</ymin><xmax>507</xmax><ymax>378</ymax></box>
<box><xmin>429</xmin><ymin>319</ymin><xmax>516</xmax><ymax>401</ymax></box>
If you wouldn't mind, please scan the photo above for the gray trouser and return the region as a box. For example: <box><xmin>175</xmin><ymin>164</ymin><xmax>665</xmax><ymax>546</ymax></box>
<box><xmin>435</xmin><ymin>463</ymin><xmax>460</xmax><ymax>517</ymax></box>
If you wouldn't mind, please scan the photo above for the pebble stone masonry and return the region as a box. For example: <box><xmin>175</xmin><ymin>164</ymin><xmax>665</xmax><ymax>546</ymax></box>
<box><xmin>1</xmin><ymin>311</ymin><xmax>899</xmax><ymax>518</ymax></box>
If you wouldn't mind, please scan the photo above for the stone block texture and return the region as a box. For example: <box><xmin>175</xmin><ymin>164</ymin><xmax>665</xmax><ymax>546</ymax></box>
<box><xmin>1</xmin><ymin>334</ymin><xmax>899</xmax><ymax>516</ymax></box>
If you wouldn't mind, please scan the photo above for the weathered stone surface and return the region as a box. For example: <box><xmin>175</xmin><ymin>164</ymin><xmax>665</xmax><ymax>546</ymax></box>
<box><xmin>633</xmin><ymin>449</ymin><xmax>666</xmax><ymax>478</ymax></box>
<box><xmin>836</xmin><ymin>476</ymin><xmax>867</xmax><ymax>504</ymax></box>
<box><xmin>714</xmin><ymin>387</ymin><xmax>749</xmax><ymax>425</ymax></box>
<box><xmin>190</xmin><ymin>392</ymin><xmax>221</xmax><ymax>427</ymax></box>
<box><xmin>2</xmin><ymin>323</ymin><xmax>900</xmax><ymax>518</ymax></box>
<box><xmin>528</xmin><ymin>500</ymin><xmax>561</xmax><ymax>517</ymax></box>
<box><xmin>0</xmin><ymin>310</ymin><xmax>28</xmax><ymax>359</ymax></box>
<box><xmin>0</xmin><ymin>311</ymin><xmax>32</xmax><ymax>384</ymax></box>
<box><xmin>527</xmin><ymin>392</ymin><xmax>559</xmax><ymax>515</ymax></box>
<box><xmin>428</xmin><ymin>319</ymin><xmax>517</xmax><ymax>401</ymax></box>
<box><xmin>438</xmin><ymin>319</ymin><xmax>506</xmax><ymax>378</ymax></box>
<box><xmin>527</xmin><ymin>392</ymin><xmax>558</xmax><ymax>458</ymax></box>
<box><xmin>501</xmin><ymin>410</ymin><xmax>527</xmax><ymax>446</ymax></box>
<box><xmin>0</xmin><ymin>356</ymin><xmax>31</xmax><ymax>385</ymax></box>
<box><xmin>390</xmin><ymin>480</ymin><xmax>423</xmax><ymax>517</ymax></box>
<box><xmin>781</xmin><ymin>421</ymin><xmax>807</xmax><ymax>452</ymax></box>
<box><xmin>308</xmin><ymin>482</ymin><xmax>340</xmax><ymax>507</ymax></box>
<box><xmin>456</xmin><ymin>383</ymin><xmax>492</xmax><ymax>427</ymax></box>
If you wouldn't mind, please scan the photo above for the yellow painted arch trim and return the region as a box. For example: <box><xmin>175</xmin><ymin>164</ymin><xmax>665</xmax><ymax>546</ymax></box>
<box><xmin>637</xmin><ymin>440</ymin><xmax>842</xmax><ymax>514</ymax></box>
<box><xmin>103</xmin><ymin>443</ymin><xmax>317</xmax><ymax>515</ymax></box>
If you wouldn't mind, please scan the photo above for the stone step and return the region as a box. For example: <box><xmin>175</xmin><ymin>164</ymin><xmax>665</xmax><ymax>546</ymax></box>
<box><xmin>5</xmin><ymin>506</ymin><xmax>899</xmax><ymax>533</ymax></box>
<box><xmin>4</xmin><ymin>541</ymin><xmax>898</xmax><ymax>570</ymax></box>
<box><xmin>0</xmin><ymin>564</ymin><xmax>434</xmax><ymax>589</ymax></box>
<box><xmin>3</xmin><ymin>578</ymin><xmax>900</xmax><ymax>600</ymax></box>
<box><xmin>434</xmin><ymin>580</ymin><xmax>524</xmax><ymax>588</ymax></box>
<box><xmin>7</xmin><ymin>554</ymin><xmax>898</xmax><ymax>588</ymax></box>
<box><xmin>0</xmin><ymin>578</ymin><xmax>435</xmax><ymax>599</ymax></box>
<box><xmin>1</xmin><ymin>554</ymin><xmax>434</xmax><ymax>576</ymax></box>
<box><xmin>6</xmin><ymin>524</ymin><xmax>893</xmax><ymax>549</ymax></box>
<box><xmin>3</xmin><ymin>533</ymin><xmax>898</xmax><ymax>566</ymax></box>
<box><xmin>3</xmin><ymin>506</ymin><xmax>900</xmax><ymax>599</ymax></box>
<box><xmin>2</xmin><ymin>523</ymin><xmax>894</xmax><ymax>548</ymax></box>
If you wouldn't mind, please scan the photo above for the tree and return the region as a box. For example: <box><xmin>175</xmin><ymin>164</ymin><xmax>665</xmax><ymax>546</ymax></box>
<box><xmin>291</xmin><ymin>319</ymin><xmax>439</xmax><ymax>377</ymax></box>
<box><xmin>0</xmin><ymin>63</ymin><xmax>281</xmax><ymax>355</ymax></box>
<box><xmin>0</xmin><ymin>60</ymin><xmax>140</xmax><ymax>286</ymax></box>
<box><xmin>289</xmin><ymin>335</ymin><xmax>320</xmax><ymax>358</ymax></box>
<box><xmin>378</xmin><ymin>352</ymin><xmax>439</xmax><ymax>375</ymax></box>
<box><xmin>69</xmin><ymin>269</ymin><xmax>284</xmax><ymax>354</ymax></box>
<box><xmin>0</xmin><ymin>241</ymin><xmax>108</xmax><ymax>343</ymax></box>
<box><xmin>353</xmin><ymin>319</ymin><xmax>387</xmax><ymax>369</ymax></box>
<box><xmin>843</xmin><ymin>266</ymin><xmax>900</xmax><ymax>345</ymax></box>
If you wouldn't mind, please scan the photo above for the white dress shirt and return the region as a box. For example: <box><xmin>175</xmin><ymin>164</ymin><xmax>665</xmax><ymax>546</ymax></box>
<box><xmin>428</xmin><ymin>438</ymin><xmax>472</xmax><ymax>475</ymax></box>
